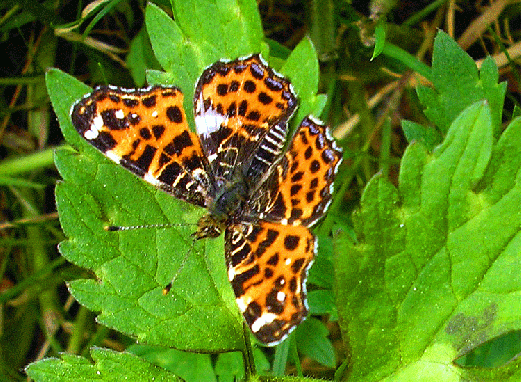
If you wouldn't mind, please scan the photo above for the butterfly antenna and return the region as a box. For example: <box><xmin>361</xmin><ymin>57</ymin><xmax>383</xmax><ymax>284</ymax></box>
<box><xmin>105</xmin><ymin>223</ymin><xmax>196</xmax><ymax>231</ymax></box>
<box><xmin>162</xmin><ymin>237</ymin><xmax>198</xmax><ymax>295</ymax></box>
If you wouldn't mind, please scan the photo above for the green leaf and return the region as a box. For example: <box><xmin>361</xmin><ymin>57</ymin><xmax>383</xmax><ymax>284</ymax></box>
<box><xmin>372</xmin><ymin>21</ymin><xmax>386</xmax><ymax>60</ymax></box>
<box><xmin>45</xmin><ymin>69</ymin><xmax>91</xmax><ymax>148</ymax></box>
<box><xmin>308</xmin><ymin>289</ymin><xmax>335</xmax><ymax>315</ymax></box>
<box><xmin>172</xmin><ymin>0</ymin><xmax>264</xmax><ymax>61</ymax></box>
<box><xmin>416</xmin><ymin>31</ymin><xmax>507</xmax><ymax>136</ymax></box>
<box><xmin>215</xmin><ymin>351</ymin><xmax>245</xmax><ymax>382</ymax></box>
<box><xmin>336</xmin><ymin>100</ymin><xmax>521</xmax><ymax>380</ymax></box>
<box><xmin>45</xmin><ymin>0</ymin><xmax>327</xmax><ymax>372</ymax></box>
<box><xmin>129</xmin><ymin>345</ymin><xmax>219</xmax><ymax>382</ymax></box>
<box><xmin>295</xmin><ymin>318</ymin><xmax>336</xmax><ymax>368</ymax></box>
<box><xmin>144</xmin><ymin>2</ymin><xmax>201</xmax><ymax>125</ymax></box>
<box><xmin>25</xmin><ymin>348</ymin><xmax>180</xmax><ymax>382</ymax></box>
<box><xmin>48</xmin><ymin>67</ymin><xmax>243</xmax><ymax>352</ymax></box>
<box><xmin>308</xmin><ymin>234</ymin><xmax>335</xmax><ymax>289</ymax></box>
<box><xmin>126</xmin><ymin>27</ymin><xmax>162</xmax><ymax>87</ymax></box>
<box><xmin>281</xmin><ymin>37</ymin><xmax>324</xmax><ymax>127</ymax></box>
<box><xmin>145</xmin><ymin>1</ymin><xmax>264</xmax><ymax>129</ymax></box>
<box><xmin>401</xmin><ymin>120</ymin><xmax>442</xmax><ymax>150</ymax></box>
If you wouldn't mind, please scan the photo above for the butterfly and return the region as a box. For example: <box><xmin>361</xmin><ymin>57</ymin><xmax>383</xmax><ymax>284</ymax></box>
<box><xmin>70</xmin><ymin>54</ymin><xmax>342</xmax><ymax>345</ymax></box>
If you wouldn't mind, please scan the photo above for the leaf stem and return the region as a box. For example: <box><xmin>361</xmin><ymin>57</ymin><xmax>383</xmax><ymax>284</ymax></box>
<box><xmin>0</xmin><ymin>147</ymin><xmax>56</xmax><ymax>176</ymax></box>
<box><xmin>379</xmin><ymin>117</ymin><xmax>392</xmax><ymax>177</ymax></box>
<box><xmin>242</xmin><ymin>321</ymin><xmax>257</xmax><ymax>379</ymax></box>
<box><xmin>67</xmin><ymin>305</ymin><xmax>90</xmax><ymax>354</ymax></box>
<box><xmin>381</xmin><ymin>42</ymin><xmax>432</xmax><ymax>81</ymax></box>
<box><xmin>403</xmin><ymin>0</ymin><xmax>449</xmax><ymax>26</ymax></box>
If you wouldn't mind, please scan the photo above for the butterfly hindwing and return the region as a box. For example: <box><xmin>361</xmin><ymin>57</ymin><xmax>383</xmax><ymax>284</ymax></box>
<box><xmin>225</xmin><ymin>220</ymin><xmax>315</xmax><ymax>344</ymax></box>
<box><xmin>259</xmin><ymin>116</ymin><xmax>342</xmax><ymax>226</ymax></box>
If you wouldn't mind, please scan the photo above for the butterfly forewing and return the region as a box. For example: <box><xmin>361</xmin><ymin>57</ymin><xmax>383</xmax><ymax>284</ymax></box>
<box><xmin>258</xmin><ymin>116</ymin><xmax>342</xmax><ymax>226</ymax></box>
<box><xmin>72</xmin><ymin>85</ymin><xmax>213</xmax><ymax>207</ymax></box>
<box><xmin>193</xmin><ymin>55</ymin><xmax>297</xmax><ymax>186</ymax></box>
<box><xmin>225</xmin><ymin>221</ymin><xmax>315</xmax><ymax>345</ymax></box>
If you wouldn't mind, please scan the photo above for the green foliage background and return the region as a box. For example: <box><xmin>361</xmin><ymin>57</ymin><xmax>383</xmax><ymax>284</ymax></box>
<box><xmin>1</xmin><ymin>0</ymin><xmax>521</xmax><ymax>381</ymax></box>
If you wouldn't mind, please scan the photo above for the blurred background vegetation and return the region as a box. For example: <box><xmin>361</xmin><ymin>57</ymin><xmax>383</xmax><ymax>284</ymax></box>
<box><xmin>0</xmin><ymin>0</ymin><xmax>520</xmax><ymax>380</ymax></box>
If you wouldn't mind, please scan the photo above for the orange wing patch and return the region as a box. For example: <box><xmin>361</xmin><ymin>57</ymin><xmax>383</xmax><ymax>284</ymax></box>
<box><xmin>225</xmin><ymin>221</ymin><xmax>315</xmax><ymax>344</ymax></box>
<box><xmin>71</xmin><ymin>85</ymin><xmax>212</xmax><ymax>207</ymax></box>
<box><xmin>265</xmin><ymin>116</ymin><xmax>342</xmax><ymax>226</ymax></box>
<box><xmin>194</xmin><ymin>55</ymin><xmax>298</xmax><ymax>183</ymax></box>
<box><xmin>194</xmin><ymin>54</ymin><xmax>297</xmax><ymax>138</ymax></box>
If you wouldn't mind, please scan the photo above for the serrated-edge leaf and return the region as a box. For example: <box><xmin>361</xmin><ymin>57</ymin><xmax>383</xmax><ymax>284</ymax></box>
<box><xmin>336</xmin><ymin>100</ymin><xmax>521</xmax><ymax>381</ymax></box>
<box><xmin>401</xmin><ymin>120</ymin><xmax>442</xmax><ymax>150</ymax></box>
<box><xmin>417</xmin><ymin>31</ymin><xmax>507</xmax><ymax>138</ymax></box>
<box><xmin>479</xmin><ymin>55</ymin><xmax>508</xmax><ymax>137</ymax></box>
<box><xmin>45</xmin><ymin>69</ymin><xmax>92</xmax><ymax>147</ymax></box>
<box><xmin>26</xmin><ymin>348</ymin><xmax>180</xmax><ymax>382</ymax></box>
<box><xmin>431</xmin><ymin>31</ymin><xmax>478</xmax><ymax>92</ymax></box>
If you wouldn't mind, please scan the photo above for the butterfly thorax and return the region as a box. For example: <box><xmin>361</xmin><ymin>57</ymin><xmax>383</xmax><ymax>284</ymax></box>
<box><xmin>194</xmin><ymin>178</ymin><xmax>249</xmax><ymax>239</ymax></box>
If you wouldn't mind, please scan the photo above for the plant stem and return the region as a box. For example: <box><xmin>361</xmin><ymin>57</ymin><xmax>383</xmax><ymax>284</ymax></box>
<box><xmin>0</xmin><ymin>147</ymin><xmax>56</xmax><ymax>176</ymax></box>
